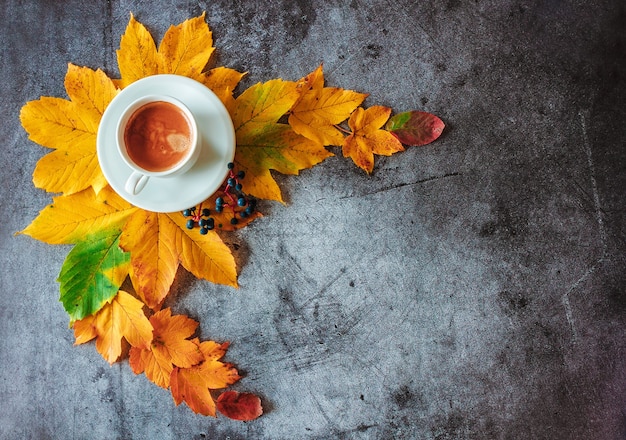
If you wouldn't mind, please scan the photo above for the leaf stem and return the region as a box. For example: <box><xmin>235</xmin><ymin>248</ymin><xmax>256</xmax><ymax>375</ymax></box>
<box><xmin>334</xmin><ymin>124</ymin><xmax>352</xmax><ymax>135</ymax></box>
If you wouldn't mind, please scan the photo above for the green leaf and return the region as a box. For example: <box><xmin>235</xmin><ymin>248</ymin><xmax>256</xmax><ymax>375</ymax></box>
<box><xmin>58</xmin><ymin>228</ymin><xmax>130</xmax><ymax>322</ymax></box>
<box><xmin>385</xmin><ymin>111</ymin><xmax>445</xmax><ymax>147</ymax></box>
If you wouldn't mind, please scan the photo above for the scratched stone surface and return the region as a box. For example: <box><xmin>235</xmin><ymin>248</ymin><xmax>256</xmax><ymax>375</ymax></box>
<box><xmin>1</xmin><ymin>1</ymin><xmax>625</xmax><ymax>439</ymax></box>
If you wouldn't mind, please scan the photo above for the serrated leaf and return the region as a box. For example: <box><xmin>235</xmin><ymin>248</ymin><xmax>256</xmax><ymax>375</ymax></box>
<box><xmin>216</xmin><ymin>391</ymin><xmax>263</xmax><ymax>421</ymax></box>
<box><xmin>232</xmin><ymin>79</ymin><xmax>299</xmax><ymax>133</ymax></box>
<box><xmin>157</xmin><ymin>12</ymin><xmax>214</xmax><ymax>77</ymax></box>
<box><xmin>343</xmin><ymin>106</ymin><xmax>404</xmax><ymax>173</ymax></box>
<box><xmin>64</xmin><ymin>64</ymin><xmax>119</xmax><ymax>132</ymax></box>
<box><xmin>171</xmin><ymin>341</ymin><xmax>240</xmax><ymax>417</ymax></box>
<box><xmin>235</xmin><ymin>124</ymin><xmax>333</xmax><ymax>201</ymax></box>
<box><xmin>32</xmin><ymin>147</ymin><xmax>109</xmax><ymax>195</ymax></box>
<box><xmin>20</xmin><ymin>64</ymin><xmax>118</xmax><ymax>195</ymax></box>
<box><xmin>385</xmin><ymin>110</ymin><xmax>445</xmax><ymax>146</ymax></box>
<box><xmin>20</xmin><ymin>97</ymin><xmax>93</xmax><ymax>151</ymax></box>
<box><xmin>119</xmin><ymin>210</ymin><xmax>179</xmax><ymax>310</ymax></box>
<box><xmin>116</xmin><ymin>13</ymin><xmax>159</xmax><ymax>88</ymax></box>
<box><xmin>289</xmin><ymin>64</ymin><xmax>367</xmax><ymax>146</ymax></box>
<box><xmin>73</xmin><ymin>291</ymin><xmax>153</xmax><ymax>364</ymax></box>
<box><xmin>165</xmin><ymin>212</ymin><xmax>238</xmax><ymax>287</ymax></box>
<box><xmin>232</xmin><ymin>79</ymin><xmax>333</xmax><ymax>202</ymax></box>
<box><xmin>58</xmin><ymin>228</ymin><xmax>130</xmax><ymax>322</ymax></box>
<box><xmin>20</xmin><ymin>186</ymin><xmax>137</xmax><ymax>245</ymax></box>
<box><xmin>200</xmin><ymin>66</ymin><xmax>245</xmax><ymax>112</ymax></box>
<box><xmin>129</xmin><ymin>308</ymin><xmax>204</xmax><ymax>388</ymax></box>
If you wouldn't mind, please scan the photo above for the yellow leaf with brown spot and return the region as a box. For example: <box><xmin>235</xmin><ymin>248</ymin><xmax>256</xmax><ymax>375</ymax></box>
<box><xmin>199</xmin><ymin>66</ymin><xmax>246</xmax><ymax>112</ymax></box>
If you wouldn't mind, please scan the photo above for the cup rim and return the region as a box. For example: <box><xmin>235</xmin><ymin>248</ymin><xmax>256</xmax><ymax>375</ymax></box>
<box><xmin>116</xmin><ymin>94</ymin><xmax>199</xmax><ymax>177</ymax></box>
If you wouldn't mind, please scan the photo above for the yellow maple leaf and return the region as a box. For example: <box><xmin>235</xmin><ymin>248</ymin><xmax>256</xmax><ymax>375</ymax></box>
<box><xmin>289</xmin><ymin>65</ymin><xmax>368</xmax><ymax>146</ymax></box>
<box><xmin>73</xmin><ymin>291</ymin><xmax>153</xmax><ymax>364</ymax></box>
<box><xmin>170</xmin><ymin>340</ymin><xmax>240</xmax><ymax>417</ymax></box>
<box><xmin>20</xmin><ymin>64</ymin><xmax>118</xmax><ymax>195</ymax></box>
<box><xmin>232</xmin><ymin>79</ymin><xmax>333</xmax><ymax>201</ymax></box>
<box><xmin>343</xmin><ymin>105</ymin><xmax>405</xmax><ymax>173</ymax></box>
<box><xmin>129</xmin><ymin>308</ymin><xmax>204</xmax><ymax>388</ymax></box>
<box><xmin>20</xmin><ymin>185</ymin><xmax>137</xmax><ymax>245</ymax></box>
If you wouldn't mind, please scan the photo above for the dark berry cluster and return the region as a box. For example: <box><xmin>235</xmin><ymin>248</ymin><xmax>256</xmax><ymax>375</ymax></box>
<box><xmin>182</xmin><ymin>162</ymin><xmax>256</xmax><ymax>234</ymax></box>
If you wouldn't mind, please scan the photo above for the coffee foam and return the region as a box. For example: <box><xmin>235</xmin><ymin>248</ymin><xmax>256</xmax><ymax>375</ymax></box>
<box><xmin>124</xmin><ymin>101</ymin><xmax>192</xmax><ymax>172</ymax></box>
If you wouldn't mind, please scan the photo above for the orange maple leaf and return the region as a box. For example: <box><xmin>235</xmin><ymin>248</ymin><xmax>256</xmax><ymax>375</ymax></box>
<box><xmin>343</xmin><ymin>105</ymin><xmax>405</xmax><ymax>173</ymax></box>
<box><xmin>129</xmin><ymin>308</ymin><xmax>203</xmax><ymax>388</ymax></box>
<box><xmin>73</xmin><ymin>291</ymin><xmax>153</xmax><ymax>364</ymax></box>
<box><xmin>289</xmin><ymin>64</ymin><xmax>368</xmax><ymax>146</ymax></box>
<box><xmin>170</xmin><ymin>340</ymin><xmax>241</xmax><ymax>417</ymax></box>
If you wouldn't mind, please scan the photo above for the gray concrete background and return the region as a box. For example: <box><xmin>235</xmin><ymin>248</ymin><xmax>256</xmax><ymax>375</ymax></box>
<box><xmin>1</xmin><ymin>1</ymin><xmax>625</xmax><ymax>439</ymax></box>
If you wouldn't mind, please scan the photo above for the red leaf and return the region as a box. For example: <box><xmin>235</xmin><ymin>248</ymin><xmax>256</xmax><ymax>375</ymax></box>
<box><xmin>385</xmin><ymin>111</ymin><xmax>445</xmax><ymax>147</ymax></box>
<box><xmin>216</xmin><ymin>391</ymin><xmax>263</xmax><ymax>421</ymax></box>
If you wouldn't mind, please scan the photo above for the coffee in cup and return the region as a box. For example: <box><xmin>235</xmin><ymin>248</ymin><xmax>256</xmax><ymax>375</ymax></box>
<box><xmin>117</xmin><ymin>95</ymin><xmax>199</xmax><ymax>195</ymax></box>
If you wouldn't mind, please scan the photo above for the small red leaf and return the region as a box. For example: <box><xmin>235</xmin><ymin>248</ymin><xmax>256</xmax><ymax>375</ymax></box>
<box><xmin>216</xmin><ymin>391</ymin><xmax>263</xmax><ymax>421</ymax></box>
<box><xmin>385</xmin><ymin>111</ymin><xmax>445</xmax><ymax>147</ymax></box>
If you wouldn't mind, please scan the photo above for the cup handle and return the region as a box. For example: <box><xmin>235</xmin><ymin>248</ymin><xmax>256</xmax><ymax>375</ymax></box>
<box><xmin>125</xmin><ymin>171</ymin><xmax>149</xmax><ymax>195</ymax></box>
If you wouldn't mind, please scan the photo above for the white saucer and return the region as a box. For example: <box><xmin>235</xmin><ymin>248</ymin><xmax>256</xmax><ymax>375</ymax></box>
<box><xmin>97</xmin><ymin>75</ymin><xmax>235</xmax><ymax>213</ymax></box>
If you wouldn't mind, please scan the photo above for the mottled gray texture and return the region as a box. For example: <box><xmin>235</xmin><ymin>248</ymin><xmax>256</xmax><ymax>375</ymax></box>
<box><xmin>1</xmin><ymin>1</ymin><xmax>625</xmax><ymax>439</ymax></box>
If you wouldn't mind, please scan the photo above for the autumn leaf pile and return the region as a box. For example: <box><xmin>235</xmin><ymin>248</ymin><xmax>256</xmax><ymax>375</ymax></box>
<box><xmin>18</xmin><ymin>13</ymin><xmax>444</xmax><ymax>420</ymax></box>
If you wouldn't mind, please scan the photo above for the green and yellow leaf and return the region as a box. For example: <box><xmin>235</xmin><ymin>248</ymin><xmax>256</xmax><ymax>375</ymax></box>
<box><xmin>20</xmin><ymin>186</ymin><xmax>137</xmax><ymax>245</ymax></box>
<box><xmin>232</xmin><ymin>79</ymin><xmax>333</xmax><ymax>202</ymax></box>
<box><xmin>58</xmin><ymin>228</ymin><xmax>130</xmax><ymax>322</ymax></box>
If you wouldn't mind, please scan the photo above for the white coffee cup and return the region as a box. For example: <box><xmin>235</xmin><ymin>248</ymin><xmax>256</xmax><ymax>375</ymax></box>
<box><xmin>117</xmin><ymin>95</ymin><xmax>200</xmax><ymax>195</ymax></box>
